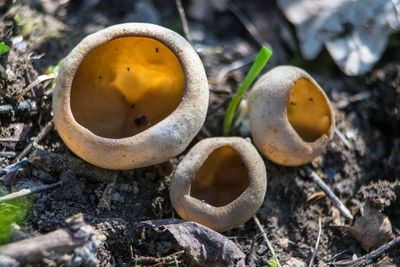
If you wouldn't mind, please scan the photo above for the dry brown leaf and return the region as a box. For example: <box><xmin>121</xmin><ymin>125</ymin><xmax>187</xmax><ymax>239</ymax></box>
<box><xmin>277</xmin><ymin>0</ymin><xmax>400</xmax><ymax>75</ymax></box>
<box><xmin>349</xmin><ymin>202</ymin><xmax>392</xmax><ymax>251</ymax></box>
<box><xmin>142</xmin><ymin>219</ymin><xmax>245</xmax><ymax>266</ymax></box>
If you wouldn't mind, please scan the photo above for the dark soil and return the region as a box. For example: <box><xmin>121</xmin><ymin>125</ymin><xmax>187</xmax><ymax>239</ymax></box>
<box><xmin>0</xmin><ymin>0</ymin><xmax>399</xmax><ymax>266</ymax></box>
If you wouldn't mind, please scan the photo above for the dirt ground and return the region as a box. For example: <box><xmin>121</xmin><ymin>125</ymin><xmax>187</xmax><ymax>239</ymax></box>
<box><xmin>0</xmin><ymin>0</ymin><xmax>399</xmax><ymax>266</ymax></box>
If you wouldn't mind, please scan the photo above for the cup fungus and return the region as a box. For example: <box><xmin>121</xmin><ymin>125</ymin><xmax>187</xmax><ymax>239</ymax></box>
<box><xmin>247</xmin><ymin>66</ymin><xmax>335</xmax><ymax>166</ymax></box>
<box><xmin>169</xmin><ymin>137</ymin><xmax>267</xmax><ymax>232</ymax></box>
<box><xmin>52</xmin><ymin>23</ymin><xmax>209</xmax><ymax>170</ymax></box>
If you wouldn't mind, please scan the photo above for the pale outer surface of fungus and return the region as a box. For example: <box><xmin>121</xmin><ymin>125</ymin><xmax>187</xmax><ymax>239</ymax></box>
<box><xmin>52</xmin><ymin>23</ymin><xmax>209</xmax><ymax>170</ymax></box>
<box><xmin>247</xmin><ymin>66</ymin><xmax>335</xmax><ymax>166</ymax></box>
<box><xmin>170</xmin><ymin>137</ymin><xmax>267</xmax><ymax>232</ymax></box>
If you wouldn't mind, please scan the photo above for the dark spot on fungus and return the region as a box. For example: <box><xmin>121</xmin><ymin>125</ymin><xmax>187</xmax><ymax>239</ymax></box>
<box><xmin>115</xmin><ymin>48</ymin><xmax>118</xmax><ymax>51</ymax></box>
<box><xmin>130</xmin><ymin>104</ymin><xmax>135</xmax><ymax>110</ymax></box>
<box><xmin>308</xmin><ymin>97</ymin><xmax>314</xmax><ymax>102</ymax></box>
<box><xmin>127</xmin><ymin>67</ymin><xmax>130</xmax><ymax>71</ymax></box>
<box><xmin>98</xmin><ymin>76</ymin><xmax>102</xmax><ymax>79</ymax></box>
<box><xmin>290</xmin><ymin>101</ymin><xmax>296</xmax><ymax>106</ymax></box>
<box><xmin>134</xmin><ymin>115</ymin><xmax>148</xmax><ymax>127</ymax></box>
<box><xmin>155</xmin><ymin>47</ymin><xmax>159</xmax><ymax>53</ymax></box>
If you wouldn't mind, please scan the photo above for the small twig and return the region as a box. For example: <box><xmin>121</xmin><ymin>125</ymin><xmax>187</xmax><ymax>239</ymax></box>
<box><xmin>216</xmin><ymin>53</ymin><xmax>257</xmax><ymax>85</ymax></box>
<box><xmin>287</xmin><ymin>239</ymin><xmax>313</xmax><ymax>250</ymax></box>
<box><xmin>17</xmin><ymin>73</ymin><xmax>57</xmax><ymax>102</ymax></box>
<box><xmin>0</xmin><ymin>159</ymin><xmax>29</xmax><ymax>186</ymax></box>
<box><xmin>308</xmin><ymin>217</ymin><xmax>322</xmax><ymax>267</ymax></box>
<box><xmin>336</xmin><ymin>91</ymin><xmax>371</xmax><ymax>109</ymax></box>
<box><xmin>305</xmin><ymin>166</ymin><xmax>353</xmax><ymax>221</ymax></box>
<box><xmin>326</xmin><ymin>249</ymin><xmax>351</xmax><ymax>262</ymax></box>
<box><xmin>246</xmin><ymin>233</ymin><xmax>261</xmax><ymax>265</ymax></box>
<box><xmin>253</xmin><ymin>215</ymin><xmax>282</xmax><ymax>267</ymax></box>
<box><xmin>0</xmin><ymin>181</ymin><xmax>62</xmax><ymax>203</ymax></box>
<box><xmin>209</xmin><ymin>88</ymin><xmax>231</xmax><ymax>95</ymax></box>
<box><xmin>200</xmin><ymin>125</ymin><xmax>212</xmax><ymax>137</ymax></box>
<box><xmin>208</xmin><ymin>97</ymin><xmax>231</xmax><ymax>116</ymax></box>
<box><xmin>98</xmin><ymin>181</ymin><xmax>116</xmax><ymax>210</ymax></box>
<box><xmin>230</xmin><ymin>4</ymin><xmax>267</xmax><ymax>47</ymax></box>
<box><xmin>0</xmin><ymin>151</ymin><xmax>16</xmax><ymax>158</ymax></box>
<box><xmin>333</xmin><ymin>236</ymin><xmax>400</xmax><ymax>266</ymax></box>
<box><xmin>175</xmin><ymin>0</ymin><xmax>192</xmax><ymax>45</ymax></box>
<box><xmin>334</xmin><ymin>128</ymin><xmax>353</xmax><ymax>150</ymax></box>
<box><xmin>0</xmin><ymin>101</ymin><xmax>38</xmax><ymax>115</ymax></box>
<box><xmin>0</xmin><ymin>160</ymin><xmax>29</xmax><ymax>177</ymax></box>
<box><xmin>0</xmin><ymin>214</ymin><xmax>102</xmax><ymax>264</ymax></box>
<box><xmin>13</xmin><ymin>120</ymin><xmax>54</xmax><ymax>163</ymax></box>
<box><xmin>134</xmin><ymin>250</ymin><xmax>185</xmax><ymax>266</ymax></box>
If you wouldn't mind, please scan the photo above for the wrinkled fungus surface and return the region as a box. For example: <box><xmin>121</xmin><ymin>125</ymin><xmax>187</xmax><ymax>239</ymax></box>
<box><xmin>287</xmin><ymin>78</ymin><xmax>331</xmax><ymax>142</ymax></box>
<box><xmin>190</xmin><ymin>146</ymin><xmax>250</xmax><ymax>207</ymax></box>
<box><xmin>71</xmin><ymin>37</ymin><xmax>185</xmax><ymax>138</ymax></box>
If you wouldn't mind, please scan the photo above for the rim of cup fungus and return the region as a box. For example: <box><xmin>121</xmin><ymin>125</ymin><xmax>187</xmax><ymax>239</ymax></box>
<box><xmin>248</xmin><ymin>65</ymin><xmax>335</xmax><ymax>166</ymax></box>
<box><xmin>169</xmin><ymin>137</ymin><xmax>267</xmax><ymax>232</ymax></box>
<box><xmin>52</xmin><ymin>23</ymin><xmax>209</xmax><ymax>170</ymax></box>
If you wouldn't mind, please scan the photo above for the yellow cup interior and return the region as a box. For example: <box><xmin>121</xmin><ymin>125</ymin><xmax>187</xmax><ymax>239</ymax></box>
<box><xmin>190</xmin><ymin>146</ymin><xmax>250</xmax><ymax>207</ymax></box>
<box><xmin>287</xmin><ymin>78</ymin><xmax>332</xmax><ymax>142</ymax></box>
<box><xmin>70</xmin><ymin>37</ymin><xmax>185</xmax><ymax>139</ymax></box>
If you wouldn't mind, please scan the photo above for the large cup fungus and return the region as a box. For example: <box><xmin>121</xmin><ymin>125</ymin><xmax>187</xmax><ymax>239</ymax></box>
<box><xmin>53</xmin><ymin>23</ymin><xmax>209</xmax><ymax>170</ymax></box>
<box><xmin>170</xmin><ymin>137</ymin><xmax>267</xmax><ymax>232</ymax></box>
<box><xmin>247</xmin><ymin>66</ymin><xmax>335</xmax><ymax>166</ymax></box>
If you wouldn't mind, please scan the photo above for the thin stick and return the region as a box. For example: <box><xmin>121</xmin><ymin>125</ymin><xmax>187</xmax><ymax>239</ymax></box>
<box><xmin>0</xmin><ymin>181</ymin><xmax>62</xmax><ymax>203</ymax></box>
<box><xmin>0</xmin><ymin>101</ymin><xmax>37</xmax><ymax>115</ymax></box>
<box><xmin>0</xmin><ymin>159</ymin><xmax>29</xmax><ymax>186</ymax></box>
<box><xmin>333</xmin><ymin>236</ymin><xmax>400</xmax><ymax>266</ymax></box>
<box><xmin>134</xmin><ymin>250</ymin><xmax>184</xmax><ymax>266</ymax></box>
<box><xmin>175</xmin><ymin>0</ymin><xmax>192</xmax><ymax>45</ymax></box>
<box><xmin>305</xmin><ymin>166</ymin><xmax>353</xmax><ymax>220</ymax></box>
<box><xmin>334</xmin><ymin>128</ymin><xmax>352</xmax><ymax>150</ymax></box>
<box><xmin>17</xmin><ymin>73</ymin><xmax>56</xmax><ymax>102</ymax></box>
<box><xmin>0</xmin><ymin>214</ymin><xmax>101</xmax><ymax>264</ymax></box>
<box><xmin>246</xmin><ymin>233</ymin><xmax>261</xmax><ymax>265</ymax></box>
<box><xmin>253</xmin><ymin>215</ymin><xmax>282</xmax><ymax>267</ymax></box>
<box><xmin>308</xmin><ymin>217</ymin><xmax>322</xmax><ymax>267</ymax></box>
<box><xmin>0</xmin><ymin>151</ymin><xmax>16</xmax><ymax>158</ymax></box>
<box><xmin>230</xmin><ymin>4</ymin><xmax>267</xmax><ymax>47</ymax></box>
<box><xmin>0</xmin><ymin>159</ymin><xmax>29</xmax><ymax>177</ymax></box>
<box><xmin>13</xmin><ymin>120</ymin><xmax>54</xmax><ymax>163</ymax></box>
<box><xmin>216</xmin><ymin>53</ymin><xmax>257</xmax><ymax>85</ymax></box>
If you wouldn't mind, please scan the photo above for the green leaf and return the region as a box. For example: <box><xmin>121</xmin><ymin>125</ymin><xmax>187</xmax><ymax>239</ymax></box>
<box><xmin>268</xmin><ymin>258</ymin><xmax>278</xmax><ymax>267</ymax></box>
<box><xmin>0</xmin><ymin>42</ymin><xmax>9</xmax><ymax>55</ymax></box>
<box><xmin>223</xmin><ymin>47</ymin><xmax>272</xmax><ymax>136</ymax></box>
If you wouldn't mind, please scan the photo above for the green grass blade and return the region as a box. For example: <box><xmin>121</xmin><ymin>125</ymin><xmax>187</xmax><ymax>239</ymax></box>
<box><xmin>223</xmin><ymin>47</ymin><xmax>272</xmax><ymax>136</ymax></box>
<box><xmin>0</xmin><ymin>42</ymin><xmax>9</xmax><ymax>55</ymax></box>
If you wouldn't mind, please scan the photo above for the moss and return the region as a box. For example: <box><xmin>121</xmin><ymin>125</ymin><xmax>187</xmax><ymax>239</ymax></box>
<box><xmin>0</xmin><ymin>186</ymin><xmax>33</xmax><ymax>245</ymax></box>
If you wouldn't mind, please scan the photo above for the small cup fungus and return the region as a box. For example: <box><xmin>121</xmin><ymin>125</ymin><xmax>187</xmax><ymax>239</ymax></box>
<box><xmin>53</xmin><ymin>23</ymin><xmax>209</xmax><ymax>169</ymax></box>
<box><xmin>170</xmin><ymin>137</ymin><xmax>267</xmax><ymax>232</ymax></box>
<box><xmin>247</xmin><ymin>66</ymin><xmax>335</xmax><ymax>166</ymax></box>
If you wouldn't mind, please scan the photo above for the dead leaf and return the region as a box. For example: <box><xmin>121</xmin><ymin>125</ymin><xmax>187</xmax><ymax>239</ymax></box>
<box><xmin>349</xmin><ymin>202</ymin><xmax>392</xmax><ymax>251</ymax></box>
<box><xmin>142</xmin><ymin>219</ymin><xmax>245</xmax><ymax>267</ymax></box>
<box><xmin>277</xmin><ymin>0</ymin><xmax>400</xmax><ymax>75</ymax></box>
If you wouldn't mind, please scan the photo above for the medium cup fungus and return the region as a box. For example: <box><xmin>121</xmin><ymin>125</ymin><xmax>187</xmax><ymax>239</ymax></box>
<box><xmin>52</xmin><ymin>23</ymin><xmax>209</xmax><ymax>170</ymax></box>
<box><xmin>247</xmin><ymin>66</ymin><xmax>335</xmax><ymax>166</ymax></box>
<box><xmin>170</xmin><ymin>137</ymin><xmax>267</xmax><ymax>232</ymax></box>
